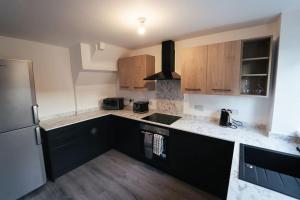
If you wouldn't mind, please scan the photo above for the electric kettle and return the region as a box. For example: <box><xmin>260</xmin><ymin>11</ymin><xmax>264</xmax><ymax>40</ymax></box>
<box><xmin>219</xmin><ymin>109</ymin><xmax>243</xmax><ymax>129</ymax></box>
<box><xmin>219</xmin><ymin>109</ymin><xmax>231</xmax><ymax>127</ymax></box>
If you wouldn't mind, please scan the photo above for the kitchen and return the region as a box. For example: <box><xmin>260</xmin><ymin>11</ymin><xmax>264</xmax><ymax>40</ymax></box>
<box><xmin>0</xmin><ymin>0</ymin><xmax>300</xmax><ymax>200</ymax></box>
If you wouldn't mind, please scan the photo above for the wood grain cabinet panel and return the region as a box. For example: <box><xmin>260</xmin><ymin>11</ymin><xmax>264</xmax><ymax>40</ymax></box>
<box><xmin>181</xmin><ymin>46</ymin><xmax>207</xmax><ymax>93</ymax></box>
<box><xmin>118</xmin><ymin>57</ymin><xmax>133</xmax><ymax>89</ymax></box>
<box><xmin>207</xmin><ymin>41</ymin><xmax>241</xmax><ymax>95</ymax></box>
<box><xmin>118</xmin><ymin>55</ymin><xmax>155</xmax><ymax>90</ymax></box>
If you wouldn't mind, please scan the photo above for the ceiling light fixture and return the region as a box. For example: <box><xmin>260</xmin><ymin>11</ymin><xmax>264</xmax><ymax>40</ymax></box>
<box><xmin>137</xmin><ymin>17</ymin><xmax>146</xmax><ymax>35</ymax></box>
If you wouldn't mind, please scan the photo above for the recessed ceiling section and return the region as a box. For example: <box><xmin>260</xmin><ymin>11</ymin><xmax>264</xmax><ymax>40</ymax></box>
<box><xmin>0</xmin><ymin>0</ymin><xmax>299</xmax><ymax>49</ymax></box>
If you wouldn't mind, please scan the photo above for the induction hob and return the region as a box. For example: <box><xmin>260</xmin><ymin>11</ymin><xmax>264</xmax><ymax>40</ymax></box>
<box><xmin>142</xmin><ymin>113</ymin><xmax>181</xmax><ymax>125</ymax></box>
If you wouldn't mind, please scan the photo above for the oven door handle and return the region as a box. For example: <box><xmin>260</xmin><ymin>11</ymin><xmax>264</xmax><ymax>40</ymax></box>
<box><xmin>140</xmin><ymin>130</ymin><xmax>153</xmax><ymax>135</ymax></box>
<box><xmin>140</xmin><ymin>130</ymin><xmax>169</xmax><ymax>137</ymax></box>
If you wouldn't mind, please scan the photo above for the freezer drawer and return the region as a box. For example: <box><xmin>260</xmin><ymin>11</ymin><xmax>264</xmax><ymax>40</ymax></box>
<box><xmin>0</xmin><ymin>59</ymin><xmax>38</xmax><ymax>133</ymax></box>
<box><xmin>0</xmin><ymin>126</ymin><xmax>46</xmax><ymax>200</ymax></box>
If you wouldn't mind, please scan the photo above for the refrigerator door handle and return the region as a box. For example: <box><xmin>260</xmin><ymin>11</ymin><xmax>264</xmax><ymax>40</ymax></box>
<box><xmin>35</xmin><ymin>127</ymin><xmax>42</xmax><ymax>145</ymax></box>
<box><xmin>32</xmin><ymin>105</ymin><xmax>40</xmax><ymax>124</ymax></box>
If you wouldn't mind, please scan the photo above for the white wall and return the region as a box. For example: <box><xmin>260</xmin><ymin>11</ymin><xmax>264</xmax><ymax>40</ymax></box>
<box><xmin>124</xmin><ymin>22</ymin><xmax>279</xmax><ymax>126</ymax></box>
<box><xmin>0</xmin><ymin>36</ymin><xmax>75</xmax><ymax>119</ymax></box>
<box><xmin>69</xmin><ymin>43</ymin><xmax>130</xmax><ymax>112</ymax></box>
<box><xmin>75</xmin><ymin>71</ymin><xmax>118</xmax><ymax>111</ymax></box>
<box><xmin>183</xmin><ymin>95</ymin><xmax>271</xmax><ymax>124</ymax></box>
<box><xmin>271</xmin><ymin>9</ymin><xmax>300</xmax><ymax>136</ymax></box>
<box><xmin>0</xmin><ymin>36</ymin><xmax>130</xmax><ymax>118</ymax></box>
<box><xmin>86</xmin><ymin>43</ymin><xmax>128</xmax><ymax>71</ymax></box>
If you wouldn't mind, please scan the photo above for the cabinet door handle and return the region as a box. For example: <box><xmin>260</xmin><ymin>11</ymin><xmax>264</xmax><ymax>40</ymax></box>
<box><xmin>211</xmin><ymin>89</ymin><xmax>232</xmax><ymax>92</ymax></box>
<box><xmin>140</xmin><ymin>130</ymin><xmax>152</xmax><ymax>135</ymax></box>
<box><xmin>185</xmin><ymin>88</ymin><xmax>202</xmax><ymax>91</ymax></box>
<box><xmin>134</xmin><ymin>86</ymin><xmax>146</xmax><ymax>89</ymax></box>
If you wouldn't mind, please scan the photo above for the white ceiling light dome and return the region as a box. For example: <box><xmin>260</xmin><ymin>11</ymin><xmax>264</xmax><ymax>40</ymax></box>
<box><xmin>137</xmin><ymin>17</ymin><xmax>146</xmax><ymax>35</ymax></box>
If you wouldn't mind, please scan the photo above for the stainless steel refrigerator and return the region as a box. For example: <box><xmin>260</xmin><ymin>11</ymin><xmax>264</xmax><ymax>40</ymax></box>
<box><xmin>0</xmin><ymin>59</ymin><xmax>46</xmax><ymax>200</ymax></box>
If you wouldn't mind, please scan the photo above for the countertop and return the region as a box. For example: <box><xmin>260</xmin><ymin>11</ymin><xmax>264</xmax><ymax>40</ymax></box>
<box><xmin>40</xmin><ymin>109</ymin><xmax>300</xmax><ymax>200</ymax></box>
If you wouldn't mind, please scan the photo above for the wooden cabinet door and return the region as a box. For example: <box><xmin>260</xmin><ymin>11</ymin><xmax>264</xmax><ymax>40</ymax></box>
<box><xmin>207</xmin><ymin>41</ymin><xmax>241</xmax><ymax>95</ymax></box>
<box><xmin>132</xmin><ymin>55</ymin><xmax>155</xmax><ymax>90</ymax></box>
<box><xmin>118</xmin><ymin>55</ymin><xmax>155</xmax><ymax>90</ymax></box>
<box><xmin>118</xmin><ymin>57</ymin><xmax>133</xmax><ymax>90</ymax></box>
<box><xmin>132</xmin><ymin>55</ymin><xmax>147</xmax><ymax>89</ymax></box>
<box><xmin>181</xmin><ymin>46</ymin><xmax>207</xmax><ymax>93</ymax></box>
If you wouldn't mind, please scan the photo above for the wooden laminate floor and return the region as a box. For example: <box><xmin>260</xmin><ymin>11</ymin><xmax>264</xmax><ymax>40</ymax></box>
<box><xmin>22</xmin><ymin>150</ymin><xmax>220</xmax><ymax>200</ymax></box>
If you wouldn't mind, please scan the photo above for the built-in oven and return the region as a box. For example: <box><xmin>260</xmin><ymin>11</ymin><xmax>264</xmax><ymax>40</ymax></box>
<box><xmin>139</xmin><ymin>123</ymin><xmax>169</xmax><ymax>166</ymax></box>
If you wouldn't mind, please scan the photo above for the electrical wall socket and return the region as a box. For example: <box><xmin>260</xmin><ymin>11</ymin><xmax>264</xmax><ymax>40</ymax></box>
<box><xmin>194</xmin><ymin>105</ymin><xmax>204</xmax><ymax>111</ymax></box>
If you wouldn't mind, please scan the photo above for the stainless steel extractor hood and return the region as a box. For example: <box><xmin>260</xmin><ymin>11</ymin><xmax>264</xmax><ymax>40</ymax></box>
<box><xmin>144</xmin><ymin>40</ymin><xmax>181</xmax><ymax>80</ymax></box>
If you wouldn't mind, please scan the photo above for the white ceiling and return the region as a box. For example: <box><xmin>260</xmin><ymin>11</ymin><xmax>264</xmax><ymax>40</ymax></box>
<box><xmin>0</xmin><ymin>0</ymin><xmax>299</xmax><ymax>49</ymax></box>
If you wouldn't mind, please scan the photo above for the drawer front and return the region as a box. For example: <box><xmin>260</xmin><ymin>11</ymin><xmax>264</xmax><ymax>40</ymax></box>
<box><xmin>49</xmin><ymin>135</ymin><xmax>91</xmax><ymax>179</ymax></box>
<box><xmin>42</xmin><ymin>116</ymin><xmax>113</xmax><ymax>180</ymax></box>
<box><xmin>47</xmin><ymin>123</ymin><xmax>89</xmax><ymax>148</ymax></box>
<box><xmin>46</xmin><ymin>116</ymin><xmax>112</xmax><ymax>149</ymax></box>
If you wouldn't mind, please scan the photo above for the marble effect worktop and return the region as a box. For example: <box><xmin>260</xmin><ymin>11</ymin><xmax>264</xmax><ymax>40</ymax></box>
<box><xmin>40</xmin><ymin>109</ymin><xmax>300</xmax><ymax>200</ymax></box>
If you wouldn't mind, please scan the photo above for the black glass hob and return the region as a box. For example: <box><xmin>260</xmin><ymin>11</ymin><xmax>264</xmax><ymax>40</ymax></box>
<box><xmin>142</xmin><ymin>113</ymin><xmax>181</xmax><ymax>125</ymax></box>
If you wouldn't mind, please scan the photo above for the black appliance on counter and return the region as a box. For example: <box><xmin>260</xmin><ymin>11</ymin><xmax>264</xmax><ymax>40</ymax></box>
<box><xmin>142</xmin><ymin>113</ymin><xmax>181</xmax><ymax>125</ymax></box>
<box><xmin>133</xmin><ymin>101</ymin><xmax>149</xmax><ymax>113</ymax></box>
<box><xmin>219</xmin><ymin>109</ymin><xmax>242</xmax><ymax>129</ymax></box>
<box><xmin>102</xmin><ymin>98</ymin><xmax>124</xmax><ymax>110</ymax></box>
<box><xmin>219</xmin><ymin>109</ymin><xmax>232</xmax><ymax>127</ymax></box>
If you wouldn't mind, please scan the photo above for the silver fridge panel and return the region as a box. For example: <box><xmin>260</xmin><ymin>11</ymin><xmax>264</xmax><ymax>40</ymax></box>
<box><xmin>0</xmin><ymin>59</ymin><xmax>38</xmax><ymax>134</ymax></box>
<box><xmin>0</xmin><ymin>126</ymin><xmax>46</xmax><ymax>200</ymax></box>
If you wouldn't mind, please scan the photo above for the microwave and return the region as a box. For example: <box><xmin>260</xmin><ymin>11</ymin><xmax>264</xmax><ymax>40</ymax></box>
<box><xmin>102</xmin><ymin>98</ymin><xmax>124</xmax><ymax>110</ymax></box>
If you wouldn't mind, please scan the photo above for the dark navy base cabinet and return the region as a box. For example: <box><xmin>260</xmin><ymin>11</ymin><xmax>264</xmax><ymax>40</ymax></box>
<box><xmin>42</xmin><ymin>115</ymin><xmax>234</xmax><ymax>199</ymax></box>
<box><xmin>41</xmin><ymin>115</ymin><xmax>113</xmax><ymax>180</ymax></box>
<box><xmin>112</xmin><ymin>116</ymin><xmax>141</xmax><ymax>159</ymax></box>
<box><xmin>169</xmin><ymin>130</ymin><xmax>234</xmax><ymax>199</ymax></box>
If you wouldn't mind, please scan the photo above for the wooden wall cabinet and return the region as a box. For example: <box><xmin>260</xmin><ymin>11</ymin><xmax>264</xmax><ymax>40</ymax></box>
<box><xmin>118</xmin><ymin>55</ymin><xmax>155</xmax><ymax>90</ymax></box>
<box><xmin>181</xmin><ymin>37</ymin><xmax>273</xmax><ymax>97</ymax></box>
<box><xmin>181</xmin><ymin>40</ymin><xmax>241</xmax><ymax>96</ymax></box>
<box><xmin>181</xmin><ymin>46</ymin><xmax>207</xmax><ymax>93</ymax></box>
<box><xmin>118</xmin><ymin>57</ymin><xmax>132</xmax><ymax>89</ymax></box>
<box><xmin>206</xmin><ymin>41</ymin><xmax>241</xmax><ymax>96</ymax></box>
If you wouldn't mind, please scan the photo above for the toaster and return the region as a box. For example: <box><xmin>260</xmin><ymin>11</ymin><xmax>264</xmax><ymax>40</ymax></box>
<box><xmin>133</xmin><ymin>101</ymin><xmax>149</xmax><ymax>113</ymax></box>
<box><xmin>102</xmin><ymin>98</ymin><xmax>124</xmax><ymax>110</ymax></box>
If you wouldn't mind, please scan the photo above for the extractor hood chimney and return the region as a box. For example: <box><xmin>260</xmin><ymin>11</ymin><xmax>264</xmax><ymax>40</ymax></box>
<box><xmin>144</xmin><ymin>40</ymin><xmax>180</xmax><ymax>80</ymax></box>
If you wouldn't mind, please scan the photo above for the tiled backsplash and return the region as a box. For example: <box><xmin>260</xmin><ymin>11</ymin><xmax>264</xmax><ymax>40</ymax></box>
<box><xmin>156</xmin><ymin>80</ymin><xmax>184</xmax><ymax>114</ymax></box>
<box><xmin>117</xmin><ymin>80</ymin><xmax>185</xmax><ymax>115</ymax></box>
